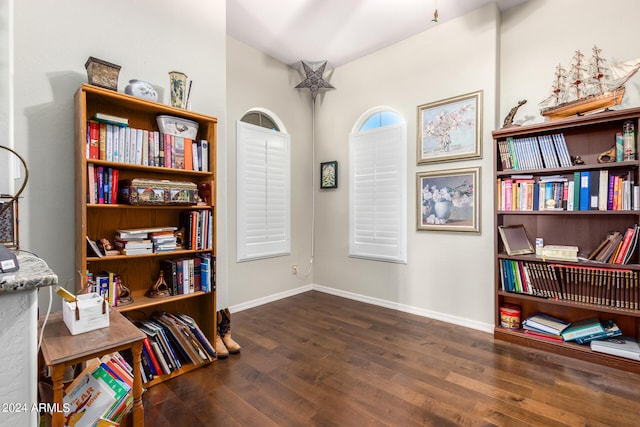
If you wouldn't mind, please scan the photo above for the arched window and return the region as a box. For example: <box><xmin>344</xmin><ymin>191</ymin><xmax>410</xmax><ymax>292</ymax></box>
<box><xmin>237</xmin><ymin>109</ymin><xmax>290</xmax><ymax>261</ymax></box>
<box><xmin>349</xmin><ymin>107</ymin><xmax>407</xmax><ymax>263</ymax></box>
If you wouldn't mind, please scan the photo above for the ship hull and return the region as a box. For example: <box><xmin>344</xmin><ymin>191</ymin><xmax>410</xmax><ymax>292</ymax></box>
<box><xmin>540</xmin><ymin>87</ymin><xmax>626</xmax><ymax>120</ymax></box>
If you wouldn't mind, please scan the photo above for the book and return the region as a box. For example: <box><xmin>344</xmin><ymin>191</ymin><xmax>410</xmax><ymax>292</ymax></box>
<box><xmin>561</xmin><ymin>317</ymin><xmax>604</xmax><ymax>341</ymax></box>
<box><xmin>498</xmin><ymin>224</ymin><xmax>534</xmax><ymax>256</ymax></box>
<box><xmin>575</xmin><ymin>320</ymin><xmax>622</xmax><ymax>344</ymax></box>
<box><xmin>523</xmin><ymin>313</ymin><xmax>571</xmax><ymax>335</ymax></box>
<box><xmin>86</xmin><ymin>236</ymin><xmax>104</xmax><ymax>258</ymax></box>
<box><xmin>590</xmin><ymin>336</ymin><xmax>640</xmax><ymax>361</ymax></box>
<box><xmin>579</xmin><ymin>171</ymin><xmax>590</xmax><ymax>211</ymax></box>
<box><xmin>93</xmin><ymin>112</ymin><xmax>129</xmax><ymax>127</ymax></box>
<box><xmin>523</xmin><ymin>328</ymin><xmax>564</xmax><ymax>342</ymax></box>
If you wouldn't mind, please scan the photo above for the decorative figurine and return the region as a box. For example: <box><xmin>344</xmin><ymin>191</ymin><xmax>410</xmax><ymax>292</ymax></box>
<box><xmin>502</xmin><ymin>99</ymin><xmax>527</xmax><ymax>128</ymax></box>
<box><xmin>572</xmin><ymin>155</ymin><xmax>585</xmax><ymax>165</ymax></box>
<box><xmin>97</xmin><ymin>238</ymin><xmax>120</xmax><ymax>256</ymax></box>
<box><xmin>148</xmin><ymin>270</ymin><xmax>170</xmax><ymax>298</ymax></box>
<box><xmin>597</xmin><ymin>146</ymin><xmax>616</xmax><ymax>163</ymax></box>
<box><xmin>117</xmin><ymin>276</ymin><xmax>133</xmax><ymax>306</ymax></box>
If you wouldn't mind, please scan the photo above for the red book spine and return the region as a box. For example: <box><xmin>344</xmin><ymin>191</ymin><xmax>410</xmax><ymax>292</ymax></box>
<box><xmin>142</xmin><ymin>337</ymin><xmax>162</xmax><ymax>376</ymax></box>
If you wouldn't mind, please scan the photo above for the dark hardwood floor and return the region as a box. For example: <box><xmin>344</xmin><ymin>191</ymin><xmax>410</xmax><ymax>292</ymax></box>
<box><xmin>143</xmin><ymin>291</ymin><xmax>640</xmax><ymax>426</ymax></box>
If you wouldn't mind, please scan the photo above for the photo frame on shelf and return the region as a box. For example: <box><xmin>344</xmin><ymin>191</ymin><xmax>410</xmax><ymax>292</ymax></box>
<box><xmin>497</xmin><ymin>224</ymin><xmax>535</xmax><ymax>255</ymax></box>
<box><xmin>320</xmin><ymin>161</ymin><xmax>338</xmax><ymax>189</ymax></box>
<box><xmin>417</xmin><ymin>90</ymin><xmax>482</xmax><ymax>164</ymax></box>
<box><xmin>417</xmin><ymin>166</ymin><xmax>480</xmax><ymax>232</ymax></box>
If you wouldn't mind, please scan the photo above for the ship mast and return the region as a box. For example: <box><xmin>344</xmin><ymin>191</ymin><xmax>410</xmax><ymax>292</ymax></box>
<box><xmin>588</xmin><ymin>45</ymin><xmax>610</xmax><ymax>96</ymax></box>
<box><xmin>568</xmin><ymin>50</ymin><xmax>587</xmax><ymax>101</ymax></box>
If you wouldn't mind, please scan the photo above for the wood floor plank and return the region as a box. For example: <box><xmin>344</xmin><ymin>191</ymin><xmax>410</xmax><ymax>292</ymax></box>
<box><xmin>143</xmin><ymin>291</ymin><xmax>640</xmax><ymax>426</ymax></box>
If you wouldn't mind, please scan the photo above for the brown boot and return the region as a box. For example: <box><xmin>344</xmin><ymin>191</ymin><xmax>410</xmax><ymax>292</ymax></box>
<box><xmin>215</xmin><ymin>333</ymin><xmax>229</xmax><ymax>359</ymax></box>
<box><xmin>217</xmin><ymin>308</ymin><xmax>241</xmax><ymax>354</ymax></box>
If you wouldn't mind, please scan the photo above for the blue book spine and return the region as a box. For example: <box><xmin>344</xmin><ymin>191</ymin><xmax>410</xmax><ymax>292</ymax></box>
<box><xmin>579</xmin><ymin>171</ymin><xmax>590</xmax><ymax>211</ymax></box>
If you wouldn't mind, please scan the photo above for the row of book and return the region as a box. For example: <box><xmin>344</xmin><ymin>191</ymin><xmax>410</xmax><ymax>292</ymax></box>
<box><xmin>499</xmin><ymin>259</ymin><xmax>640</xmax><ymax>310</ymax></box>
<box><xmin>86</xmin><ymin>118</ymin><xmax>209</xmax><ymax>172</ymax></box>
<box><xmin>497</xmin><ymin>170</ymin><xmax>639</xmax><ymax>212</ymax></box>
<box><xmin>85</xmin><ymin>271</ymin><xmax>121</xmax><ymax>307</ymax></box>
<box><xmin>588</xmin><ymin>225</ymin><xmax>640</xmax><ymax>265</ymax></box>
<box><xmin>87</xmin><ymin>165</ymin><xmax>119</xmax><ymax>205</ymax></box>
<box><xmin>62</xmin><ymin>353</ymin><xmax>133</xmax><ymax>427</ymax></box>
<box><xmin>133</xmin><ymin>312</ymin><xmax>216</xmax><ymax>384</ymax></box>
<box><xmin>498</xmin><ymin>133</ymin><xmax>572</xmax><ymax>171</ymax></box>
<box><xmin>180</xmin><ymin>209</ymin><xmax>213</xmax><ymax>250</ymax></box>
<box><xmin>160</xmin><ymin>253</ymin><xmax>215</xmax><ymax>295</ymax></box>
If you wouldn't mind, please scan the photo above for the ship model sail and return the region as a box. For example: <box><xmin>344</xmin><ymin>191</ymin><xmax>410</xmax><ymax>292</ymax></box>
<box><xmin>540</xmin><ymin>46</ymin><xmax>640</xmax><ymax>120</ymax></box>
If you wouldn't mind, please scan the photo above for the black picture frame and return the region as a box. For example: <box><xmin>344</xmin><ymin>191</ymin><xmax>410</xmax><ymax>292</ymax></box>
<box><xmin>321</xmin><ymin>161</ymin><xmax>338</xmax><ymax>189</ymax></box>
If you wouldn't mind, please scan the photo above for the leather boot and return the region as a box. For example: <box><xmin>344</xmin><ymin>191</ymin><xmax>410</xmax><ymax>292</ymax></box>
<box><xmin>217</xmin><ymin>308</ymin><xmax>241</xmax><ymax>354</ymax></box>
<box><xmin>215</xmin><ymin>333</ymin><xmax>229</xmax><ymax>359</ymax></box>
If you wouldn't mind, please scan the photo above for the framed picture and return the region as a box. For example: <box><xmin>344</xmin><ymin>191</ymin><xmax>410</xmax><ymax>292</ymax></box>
<box><xmin>417</xmin><ymin>167</ymin><xmax>480</xmax><ymax>232</ymax></box>
<box><xmin>320</xmin><ymin>161</ymin><xmax>338</xmax><ymax>189</ymax></box>
<box><xmin>417</xmin><ymin>90</ymin><xmax>482</xmax><ymax>164</ymax></box>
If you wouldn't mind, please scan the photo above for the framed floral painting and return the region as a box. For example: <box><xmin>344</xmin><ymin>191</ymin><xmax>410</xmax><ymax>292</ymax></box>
<box><xmin>417</xmin><ymin>167</ymin><xmax>480</xmax><ymax>232</ymax></box>
<box><xmin>320</xmin><ymin>161</ymin><xmax>338</xmax><ymax>189</ymax></box>
<box><xmin>417</xmin><ymin>90</ymin><xmax>482</xmax><ymax>164</ymax></box>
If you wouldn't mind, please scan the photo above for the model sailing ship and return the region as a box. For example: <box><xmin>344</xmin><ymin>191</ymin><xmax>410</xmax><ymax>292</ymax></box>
<box><xmin>540</xmin><ymin>46</ymin><xmax>640</xmax><ymax>120</ymax></box>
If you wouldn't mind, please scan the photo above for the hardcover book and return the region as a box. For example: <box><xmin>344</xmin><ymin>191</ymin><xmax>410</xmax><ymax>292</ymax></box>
<box><xmin>561</xmin><ymin>317</ymin><xmax>604</xmax><ymax>341</ymax></box>
<box><xmin>590</xmin><ymin>336</ymin><xmax>640</xmax><ymax>360</ymax></box>
<box><xmin>523</xmin><ymin>313</ymin><xmax>571</xmax><ymax>335</ymax></box>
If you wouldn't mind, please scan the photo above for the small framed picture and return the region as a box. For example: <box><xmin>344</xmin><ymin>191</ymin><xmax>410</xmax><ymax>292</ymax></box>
<box><xmin>320</xmin><ymin>161</ymin><xmax>338</xmax><ymax>189</ymax></box>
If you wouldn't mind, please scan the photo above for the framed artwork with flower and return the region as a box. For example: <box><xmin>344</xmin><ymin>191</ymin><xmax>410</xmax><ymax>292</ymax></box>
<box><xmin>417</xmin><ymin>90</ymin><xmax>482</xmax><ymax>164</ymax></box>
<box><xmin>417</xmin><ymin>166</ymin><xmax>480</xmax><ymax>232</ymax></box>
<box><xmin>320</xmin><ymin>161</ymin><xmax>338</xmax><ymax>189</ymax></box>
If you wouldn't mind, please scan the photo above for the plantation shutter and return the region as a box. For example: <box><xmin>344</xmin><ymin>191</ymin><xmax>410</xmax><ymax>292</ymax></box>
<box><xmin>237</xmin><ymin>121</ymin><xmax>291</xmax><ymax>261</ymax></box>
<box><xmin>349</xmin><ymin>123</ymin><xmax>407</xmax><ymax>262</ymax></box>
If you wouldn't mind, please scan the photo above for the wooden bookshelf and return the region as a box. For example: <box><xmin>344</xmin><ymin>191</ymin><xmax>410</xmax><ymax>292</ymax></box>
<box><xmin>493</xmin><ymin>107</ymin><xmax>640</xmax><ymax>373</ymax></box>
<box><xmin>74</xmin><ymin>84</ymin><xmax>218</xmax><ymax>385</ymax></box>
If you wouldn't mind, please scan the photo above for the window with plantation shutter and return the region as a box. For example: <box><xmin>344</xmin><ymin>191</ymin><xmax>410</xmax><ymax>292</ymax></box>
<box><xmin>349</xmin><ymin>118</ymin><xmax>407</xmax><ymax>263</ymax></box>
<box><xmin>237</xmin><ymin>121</ymin><xmax>291</xmax><ymax>261</ymax></box>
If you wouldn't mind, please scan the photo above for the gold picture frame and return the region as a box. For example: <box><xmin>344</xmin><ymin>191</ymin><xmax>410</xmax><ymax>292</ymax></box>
<box><xmin>417</xmin><ymin>90</ymin><xmax>483</xmax><ymax>164</ymax></box>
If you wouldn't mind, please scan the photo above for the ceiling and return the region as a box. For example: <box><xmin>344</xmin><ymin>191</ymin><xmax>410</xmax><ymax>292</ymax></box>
<box><xmin>227</xmin><ymin>0</ymin><xmax>528</xmax><ymax>68</ymax></box>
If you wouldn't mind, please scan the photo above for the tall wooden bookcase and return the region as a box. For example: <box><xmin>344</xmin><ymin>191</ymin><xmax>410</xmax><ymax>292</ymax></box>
<box><xmin>74</xmin><ymin>84</ymin><xmax>217</xmax><ymax>386</ymax></box>
<box><xmin>493</xmin><ymin>107</ymin><xmax>640</xmax><ymax>373</ymax></box>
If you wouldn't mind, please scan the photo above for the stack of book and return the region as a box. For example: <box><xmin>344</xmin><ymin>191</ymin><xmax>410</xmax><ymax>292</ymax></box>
<box><xmin>560</xmin><ymin>317</ymin><xmax>621</xmax><ymax>343</ymax></box>
<box><xmin>62</xmin><ymin>353</ymin><xmax>133</xmax><ymax>426</ymax></box>
<box><xmin>150</xmin><ymin>229</ymin><xmax>177</xmax><ymax>253</ymax></box>
<box><xmin>115</xmin><ymin>226</ymin><xmax>177</xmax><ymax>255</ymax></box>
<box><xmin>522</xmin><ymin>313</ymin><xmax>571</xmax><ymax>342</ymax></box>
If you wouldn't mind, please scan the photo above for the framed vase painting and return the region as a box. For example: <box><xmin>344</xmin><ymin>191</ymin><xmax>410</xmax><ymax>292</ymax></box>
<box><xmin>320</xmin><ymin>161</ymin><xmax>338</xmax><ymax>189</ymax></box>
<box><xmin>417</xmin><ymin>167</ymin><xmax>480</xmax><ymax>232</ymax></box>
<box><xmin>417</xmin><ymin>90</ymin><xmax>482</xmax><ymax>164</ymax></box>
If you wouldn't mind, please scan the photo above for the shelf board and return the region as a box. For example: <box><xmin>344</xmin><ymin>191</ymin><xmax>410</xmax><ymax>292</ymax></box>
<box><xmin>87</xmin><ymin>248</ymin><xmax>211</xmax><ymax>262</ymax></box>
<box><xmin>142</xmin><ymin>359</ymin><xmax>215</xmax><ymax>388</ymax></box>
<box><xmin>87</xmin><ymin>203</ymin><xmax>212</xmax><ymax>210</ymax></box>
<box><xmin>496</xmin><ymin>160</ymin><xmax>638</xmax><ymax>177</ymax></box>
<box><xmin>494</xmin><ymin>327</ymin><xmax>640</xmax><ymax>374</ymax></box>
<box><xmin>498</xmin><ymin>290</ymin><xmax>640</xmax><ymax>317</ymax></box>
<box><xmin>116</xmin><ymin>291</ymin><xmax>212</xmax><ymax>312</ymax></box>
<box><xmin>497</xmin><ymin>209</ymin><xmax>639</xmax><ymax>215</ymax></box>
<box><xmin>86</xmin><ymin>158</ymin><xmax>213</xmax><ymax>177</ymax></box>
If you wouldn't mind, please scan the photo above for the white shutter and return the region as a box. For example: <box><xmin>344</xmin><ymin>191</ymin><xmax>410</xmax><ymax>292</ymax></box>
<box><xmin>237</xmin><ymin>121</ymin><xmax>291</xmax><ymax>261</ymax></box>
<box><xmin>349</xmin><ymin>123</ymin><xmax>407</xmax><ymax>263</ymax></box>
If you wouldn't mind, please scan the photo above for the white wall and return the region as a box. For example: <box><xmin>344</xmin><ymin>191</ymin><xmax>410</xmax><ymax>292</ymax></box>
<box><xmin>500</xmin><ymin>0</ymin><xmax>640</xmax><ymax>124</ymax></box>
<box><xmin>11</xmin><ymin>0</ymin><xmax>227</xmax><ymax>312</ymax></box>
<box><xmin>225</xmin><ymin>36</ymin><xmax>314</xmax><ymax>308</ymax></box>
<box><xmin>311</xmin><ymin>4</ymin><xmax>499</xmax><ymax>330</ymax></box>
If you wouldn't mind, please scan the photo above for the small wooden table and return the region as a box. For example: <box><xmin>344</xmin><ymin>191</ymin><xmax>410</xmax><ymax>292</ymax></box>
<box><xmin>40</xmin><ymin>308</ymin><xmax>146</xmax><ymax>427</ymax></box>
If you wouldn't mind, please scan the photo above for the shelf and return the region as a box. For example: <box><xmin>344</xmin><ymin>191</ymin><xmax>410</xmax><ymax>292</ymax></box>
<box><xmin>498</xmin><ymin>290</ymin><xmax>640</xmax><ymax>317</ymax></box>
<box><xmin>116</xmin><ymin>291</ymin><xmax>212</xmax><ymax>312</ymax></box>
<box><xmin>86</xmin><ymin>158</ymin><xmax>213</xmax><ymax>177</ymax></box>
<box><xmin>497</xmin><ymin>209</ymin><xmax>638</xmax><ymax>215</ymax></box>
<box><xmin>494</xmin><ymin>327</ymin><xmax>640</xmax><ymax>374</ymax></box>
<box><xmin>87</xmin><ymin>248</ymin><xmax>212</xmax><ymax>262</ymax></box>
<box><xmin>497</xmin><ymin>160</ymin><xmax>638</xmax><ymax>177</ymax></box>
<box><xmin>87</xmin><ymin>203</ymin><xmax>212</xmax><ymax>210</ymax></box>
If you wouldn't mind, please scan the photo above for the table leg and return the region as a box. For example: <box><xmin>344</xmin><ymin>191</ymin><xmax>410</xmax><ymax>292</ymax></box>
<box><xmin>50</xmin><ymin>364</ymin><xmax>66</xmax><ymax>427</ymax></box>
<box><xmin>130</xmin><ymin>341</ymin><xmax>144</xmax><ymax>427</ymax></box>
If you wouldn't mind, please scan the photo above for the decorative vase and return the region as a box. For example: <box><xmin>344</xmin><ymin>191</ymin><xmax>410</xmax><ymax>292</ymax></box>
<box><xmin>124</xmin><ymin>79</ymin><xmax>158</xmax><ymax>102</ymax></box>
<box><xmin>169</xmin><ymin>71</ymin><xmax>188</xmax><ymax>109</ymax></box>
<box><xmin>434</xmin><ymin>200</ymin><xmax>452</xmax><ymax>220</ymax></box>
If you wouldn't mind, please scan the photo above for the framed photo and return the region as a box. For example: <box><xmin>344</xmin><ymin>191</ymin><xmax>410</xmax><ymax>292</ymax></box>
<box><xmin>417</xmin><ymin>167</ymin><xmax>480</xmax><ymax>232</ymax></box>
<box><xmin>417</xmin><ymin>90</ymin><xmax>482</xmax><ymax>164</ymax></box>
<box><xmin>320</xmin><ymin>161</ymin><xmax>338</xmax><ymax>189</ymax></box>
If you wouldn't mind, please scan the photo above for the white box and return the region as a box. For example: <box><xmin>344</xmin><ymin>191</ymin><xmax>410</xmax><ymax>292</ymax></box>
<box><xmin>62</xmin><ymin>293</ymin><xmax>110</xmax><ymax>335</ymax></box>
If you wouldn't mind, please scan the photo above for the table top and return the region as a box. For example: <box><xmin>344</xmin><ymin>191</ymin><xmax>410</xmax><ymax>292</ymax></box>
<box><xmin>40</xmin><ymin>308</ymin><xmax>145</xmax><ymax>366</ymax></box>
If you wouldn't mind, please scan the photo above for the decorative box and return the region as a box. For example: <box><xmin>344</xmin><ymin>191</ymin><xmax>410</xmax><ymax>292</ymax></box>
<box><xmin>119</xmin><ymin>179</ymin><xmax>198</xmax><ymax>205</ymax></box>
<box><xmin>157</xmin><ymin>115</ymin><xmax>199</xmax><ymax>139</ymax></box>
<box><xmin>62</xmin><ymin>293</ymin><xmax>110</xmax><ymax>335</ymax></box>
<box><xmin>85</xmin><ymin>56</ymin><xmax>121</xmax><ymax>91</ymax></box>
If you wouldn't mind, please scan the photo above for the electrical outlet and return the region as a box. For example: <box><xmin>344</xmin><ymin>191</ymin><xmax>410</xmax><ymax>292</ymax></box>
<box><xmin>291</xmin><ymin>265</ymin><xmax>298</xmax><ymax>275</ymax></box>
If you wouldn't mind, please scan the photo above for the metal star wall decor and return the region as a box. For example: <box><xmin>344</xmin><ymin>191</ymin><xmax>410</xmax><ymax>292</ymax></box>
<box><xmin>295</xmin><ymin>60</ymin><xmax>335</xmax><ymax>103</ymax></box>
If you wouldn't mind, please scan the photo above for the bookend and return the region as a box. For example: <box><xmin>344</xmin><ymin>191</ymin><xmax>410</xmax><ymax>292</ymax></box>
<box><xmin>148</xmin><ymin>270</ymin><xmax>170</xmax><ymax>298</ymax></box>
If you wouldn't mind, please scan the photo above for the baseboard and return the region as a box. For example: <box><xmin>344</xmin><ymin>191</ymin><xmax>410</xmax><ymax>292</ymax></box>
<box><xmin>229</xmin><ymin>284</ymin><xmax>494</xmax><ymax>334</ymax></box>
